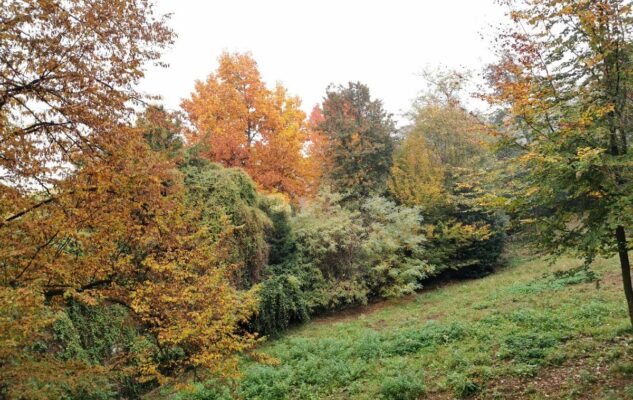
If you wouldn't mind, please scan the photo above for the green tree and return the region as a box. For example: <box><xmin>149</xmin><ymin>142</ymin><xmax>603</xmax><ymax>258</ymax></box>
<box><xmin>136</xmin><ymin>104</ymin><xmax>184</xmax><ymax>158</ymax></box>
<box><xmin>389</xmin><ymin>69</ymin><xmax>505</xmax><ymax>278</ymax></box>
<box><xmin>318</xmin><ymin>82</ymin><xmax>395</xmax><ymax>202</ymax></box>
<box><xmin>181</xmin><ymin>155</ymin><xmax>272</xmax><ymax>287</ymax></box>
<box><xmin>486</xmin><ymin>0</ymin><xmax>633</xmax><ymax>324</ymax></box>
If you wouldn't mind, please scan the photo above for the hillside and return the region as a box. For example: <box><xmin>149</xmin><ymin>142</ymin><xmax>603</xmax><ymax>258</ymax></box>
<box><xmin>6</xmin><ymin>2</ymin><xmax>633</xmax><ymax>399</ymax></box>
<box><xmin>173</xmin><ymin>247</ymin><xmax>633</xmax><ymax>399</ymax></box>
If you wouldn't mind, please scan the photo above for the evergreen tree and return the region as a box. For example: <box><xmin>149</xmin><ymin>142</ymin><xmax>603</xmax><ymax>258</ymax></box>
<box><xmin>318</xmin><ymin>82</ymin><xmax>395</xmax><ymax>202</ymax></box>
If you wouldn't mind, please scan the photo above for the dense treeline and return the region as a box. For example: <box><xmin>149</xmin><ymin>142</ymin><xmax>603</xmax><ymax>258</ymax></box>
<box><xmin>3</xmin><ymin>0</ymin><xmax>633</xmax><ymax>399</ymax></box>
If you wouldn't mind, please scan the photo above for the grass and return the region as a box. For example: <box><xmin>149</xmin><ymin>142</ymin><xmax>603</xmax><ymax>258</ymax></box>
<box><xmin>172</xmin><ymin>247</ymin><xmax>633</xmax><ymax>399</ymax></box>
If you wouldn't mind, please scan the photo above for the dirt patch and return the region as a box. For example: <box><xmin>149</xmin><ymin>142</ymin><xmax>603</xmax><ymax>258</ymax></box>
<box><xmin>600</xmin><ymin>270</ymin><xmax>622</xmax><ymax>289</ymax></box>
<box><xmin>311</xmin><ymin>281</ymin><xmax>459</xmax><ymax>326</ymax></box>
<box><xmin>311</xmin><ymin>294</ymin><xmax>417</xmax><ymax>325</ymax></box>
<box><xmin>465</xmin><ymin>338</ymin><xmax>633</xmax><ymax>399</ymax></box>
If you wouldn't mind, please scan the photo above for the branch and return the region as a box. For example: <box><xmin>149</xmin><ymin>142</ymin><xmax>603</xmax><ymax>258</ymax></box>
<box><xmin>44</xmin><ymin>278</ymin><xmax>113</xmax><ymax>298</ymax></box>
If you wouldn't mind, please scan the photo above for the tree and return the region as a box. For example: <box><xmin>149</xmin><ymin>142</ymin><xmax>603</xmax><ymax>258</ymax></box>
<box><xmin>181</xmin><ymin>52</ymin><xmax>317</xmax><ymax>200</ymax></box>
<box><xmin>0</xmin><ymin>1</ymin><xmax>258</xmax><ymax>395</ymax></box>
<box><xmin>388</xmin><ymin>133</ymin><xmax>445</xmax><ymax>211</ymax></box>
<box><xmin>486</xmin><ymin>0</ymin><xmax>633</xmax><ymax>325</ymax></box>
<box><xmin>318</xmin><ymin>82</ymin><xmax>395</xmax><ymax>202</ymax></box>
<box><xmin>390</xmin><ymin>69</ymin><xmax>505</xmax><ymax>278</ymax></box>
<box><xmin>181</xmin><ymin>156</ymin><xmax>272</xmax><ymax>288</ymax></box>
<box><xmin>136</xmin><ymin>104</ymin><xmax>184</xmax><ymax>158</ymax></box>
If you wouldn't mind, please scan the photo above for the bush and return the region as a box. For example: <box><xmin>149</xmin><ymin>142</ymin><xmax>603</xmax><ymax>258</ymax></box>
<box><xmin>182</xmin><ymin>157</ymin><xmax>272</xmax><ymax>287</ymax></box>
<box><xmin>424</xmin><ymin>187</ymin><xmax>506</xmax><ymax>280</ymax></box>
<box><xmin>379</xmin><ymin>370</ymin><xmax>425</xmax><ymax>400</ymax></box>
<box><xmin>288</xmin><ymin>190</ymin><xmax>369</xmax><ymax>312</ymax></box>
<box><xmin>362</xmin><ymin>197</ymin><xmax>433</xmax><ymax>298</ymax></box>
<box><xmin>250</xmin><ymin>274</ymin><xmax>309</xmax><ymax>336</ymax></box>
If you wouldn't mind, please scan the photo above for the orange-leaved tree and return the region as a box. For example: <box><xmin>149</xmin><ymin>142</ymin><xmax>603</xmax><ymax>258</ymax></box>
<box><xmin>182</xmin><ymin>52</ymin><xmax>318</xmax><ymax>201</ymax></box>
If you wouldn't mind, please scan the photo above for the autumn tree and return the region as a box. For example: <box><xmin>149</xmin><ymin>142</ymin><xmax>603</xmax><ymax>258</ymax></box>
<box><xmin>486</xmin><ymin>0</ymin><xmax>633</xmax><ymax>324</ymax></box>
<box><xmin>0</xmin><ymin>1</ymin><xmax>257</xmax><ymax>396</ymax></box>
<box><xmin>182</xmin><ymin>52</ymin><xmax>317</xmax><ymax>200</ymax></box>
<box><xmin>317</xmin><ymin>82</ymin><xmax>395</xmax><ymax>202</ymax></box>
<box><xmin>410</xmin><ymin>70</ymin><xmax>489</xmax><ymax>170</ymax></box>
<box><xmin>388</xmin><ymin>133</ymin><xmax>445</xmax><ymax>212</ymax></box>
<box><xmin>390</xmin><ymin>70</ymin><xmax>505</xmax><ymax>278</ymax></box>
<box><xmin>389</xmin><ymin>70</ymin><xmax>489</xmax><ymax>211</ymax></box>
<box><xmin>305</xmin><ymin>105</ymin><xmax>330</xmax><ymax>193</ymax></box>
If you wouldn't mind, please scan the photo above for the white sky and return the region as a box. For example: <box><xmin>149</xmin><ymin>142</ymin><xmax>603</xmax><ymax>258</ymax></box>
<box><xmin>139</xmin><ymin>0</ymin><xmax>507</xmax><ymax>124</ymax></box>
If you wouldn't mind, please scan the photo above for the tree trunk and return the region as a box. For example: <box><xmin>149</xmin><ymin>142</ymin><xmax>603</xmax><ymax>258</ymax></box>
<box><xmin>615</xmin><ymin>225</ymin><xmax>633</xmax><ymax>327</ymax></box>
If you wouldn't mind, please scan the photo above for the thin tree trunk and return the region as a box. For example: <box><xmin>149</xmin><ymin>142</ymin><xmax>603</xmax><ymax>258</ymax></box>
<box><xmin>616</xmin><ymin>225</ymin><xmax>633</xmax><ymax>327</ymax></box>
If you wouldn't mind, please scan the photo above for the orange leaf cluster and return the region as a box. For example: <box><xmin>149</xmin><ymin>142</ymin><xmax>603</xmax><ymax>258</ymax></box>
<box><xmin>182</xmin><ymin>52</ymin><xmax>320</xmax><ymax>201</ymax></box>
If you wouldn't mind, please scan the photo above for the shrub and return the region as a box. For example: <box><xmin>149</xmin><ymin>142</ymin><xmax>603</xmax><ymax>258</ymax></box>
<box><xmin>182</xmin><ymin>157</ymin><xmax>272</xmax><ymax>287</ymax></box>
<box><xmin>423</xmin><ymin>180</ymin><xmax>506</xmax><ymax>279</ymax></box>
<box><xmin>288</xmin><ymin>190</ymin><xmax>369</xmax><ymax>312</ymax></box>
<box><xmin>379</xmin><ymin>370</ymin><xmax>425</xmax><ymax>400</ymax></box>
<box><xmin>250</xmin><ymin>274</ymin><xmax>309</xmax><ymax>336</ymax></box>
<box><xmin>362</xmin><ymin>197</ymin><xmax>433</xmax><ymax>298</ymax></box>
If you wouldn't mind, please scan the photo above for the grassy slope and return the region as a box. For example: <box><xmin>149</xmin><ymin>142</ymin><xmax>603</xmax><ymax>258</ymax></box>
<box><xmin>170</xmin><ymin>247</ymin><xmax>633</xmax><ymax>400</ymax></box>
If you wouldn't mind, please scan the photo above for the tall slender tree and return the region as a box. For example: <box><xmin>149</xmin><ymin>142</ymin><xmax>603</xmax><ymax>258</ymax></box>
<box><xmin>487</xmin><ymin>0</ymin><xmax>633</xmax><ymax>325</ymax></box>
<box><xmin>318</xmin><ymin>82</ymin><xmax>395</xmax><ymax>202</ymax></box>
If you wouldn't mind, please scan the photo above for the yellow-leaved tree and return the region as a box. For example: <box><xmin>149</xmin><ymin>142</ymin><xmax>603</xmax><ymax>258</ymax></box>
<box><xmin>0</xmin><ymin>1</ymin><xmax>258</xmax><ymax>396</ymax></box>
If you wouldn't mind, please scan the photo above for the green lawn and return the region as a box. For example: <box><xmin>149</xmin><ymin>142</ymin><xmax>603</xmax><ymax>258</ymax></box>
<box><xmin>175</xmin><ymin>248</ymin><xmax>633</xmax><ymax>399</ymax></box>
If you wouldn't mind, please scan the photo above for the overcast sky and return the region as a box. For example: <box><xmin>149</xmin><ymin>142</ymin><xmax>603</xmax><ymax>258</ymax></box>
<box><xmin>138</xmin><ymin>0</ymin><xmax>507</xmax><ymax>124</ymax></box>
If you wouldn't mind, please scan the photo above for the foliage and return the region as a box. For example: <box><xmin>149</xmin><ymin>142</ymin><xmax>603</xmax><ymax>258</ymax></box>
<box><xmin>181</xmin><ymin>52</ymin><xmax>318</xmax><ymax>200</ymax></box>
<box><xmin>172</xmin><ymin>381</ymin><xmax>233</xmax><ymax>400</ymax></box>
<box><xmin>409</xmin><ymin>78</ymin><xmax>488</xmax><ymax>170</ymax></box>
<box><xmin>379</xmin><ymin>370</ymin><xmax>425</xmax><ymax>400</ymax></box>
<box><xmin>136</xmin><ymin>104</ymin><xmax>185</xmax><ymax>158</ymax></box>
<box><xmin>182</xmin><ymin>157</ymin><xmax>272</xmax><ymax>287</ymax></box>
<box><xmin>317</xmin><ymin>82</ymin><xmax>396</xmax><ymax>202</ymax></box>
<box><xmin>288</xmin><ymin>190</ymin><xmax>369</xmax><ymax>311</ymax></box>
<box><xmin>185</xmin><ymin>251</ymin><xmax>633</xmax><ymax>399</ymax></box>
<box><xmin>130</xmin><ymin>224</ymin><xmax>259</xmax><ymax>381</ymax></box>
<box><xmin>390</xmin><ymin>71</ymin><xmax>506</xmax><ymax>278</ymax></box>
<box><xmin>249</xmin><ymin>274</ymin><xmax>309</xmax><ymax>337</ymax></box>
<box><xmin>9</xmin><ymin>0</ymin><xmax>627</xmax><ymax>398</ymax></box>
<box><xmin>361</xmin><ymin>197</ymin><xmax>433</xmax><ymax>297</ymax></box>
<box><xmin>508</xmin><ymin>266</ymin><xmax>600</xmax><ymax>295</ymax></box>
<box><xmin>388</xmin><ymin>132</ymin><xmax>445</xmax><ymax>212</ymax></box>
<box><xmin>258</xmin><ymin>194</ymin><xmax>295</xmax><ymax>266</ymax></box>
<box><xmin>485</xmin><ymin>0</ymin><xmax>633</xmax><ymax>322</ymax></box>
<box><xmin>0</xmin><ymin>3</ymin><xmax>262</xmax><ymax>395</ymax></box>
<box><xmin>424</xmin><ymin>178</ymin><xmax>506</xmax><ymax>278</ymax></box>
<box><xmin>53</xmin><ymin>300</ymin><xmax>132</xmax><ymax>364</ymax></box>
